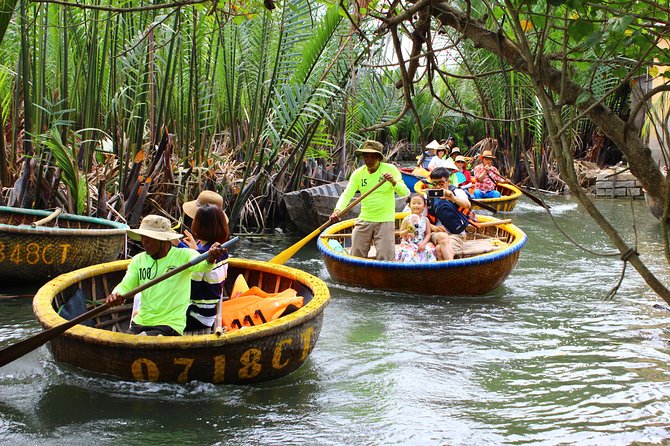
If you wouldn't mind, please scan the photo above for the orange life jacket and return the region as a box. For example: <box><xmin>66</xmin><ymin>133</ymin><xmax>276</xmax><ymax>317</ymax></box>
<box><xmin>220</xmin><ymin>276</ymin><xmax>304</xmax><ymax>331</ymax></box>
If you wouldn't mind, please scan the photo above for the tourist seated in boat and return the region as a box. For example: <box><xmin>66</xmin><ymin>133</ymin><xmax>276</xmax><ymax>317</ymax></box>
<box><xmin>396</xmin><ymin>194</ymin><xmax>437</xmax><ymax>263</ymax></box>
<box><xmin>105</xmin><ymin>214</ymin><xmax>225</xmax><ymax>336</ymax></box>
<box><xmin>426</xmin><ymin>167</ymin><xmax>472</xmax><ymax>261</ymax></box>
<box><xmin>330</xmin><ymin>140</ymin><xmax>410</xmax><ymax>261</ymax></box>
<box><xmin>445</xmin><ymin>136</ymin><xmax>457</xmax><ymax>153</ymax></box>
<box><xmin>449</xmin><ymin>146</ymin><xmax>462</xmax><ymax>162</ymax></box>
<box><xmin>472</xmin><ymin>150</ymin><xmax>510</xmax><ymax>199</ymax></box>
<box><xmin>179</xmin><ymin>203</ymin><xmax>230</xmax><ymax>332</ymax></box>
<box><xmin>427</xmin><ymin>145</ymin><xmax>453</xmax><ymax>171</ymax></box>
<box><xmin>454</xmin><ymin>155</ymin><xmax>474</xmax><ymax>196</ymax></box>
<box><xmin>182</xmin><ymin>190</ymin><xmax>230</xmax><ymax>229</ymax></box>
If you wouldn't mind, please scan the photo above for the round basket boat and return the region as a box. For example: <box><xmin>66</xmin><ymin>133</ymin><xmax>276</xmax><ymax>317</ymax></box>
<box><xmin>413</xmin><ymin>182</ymin><xmax>522</xmax><ymax>213</ymax></box>
<box><xmin>317</xmin><ymin>214</ymin><xmax>526</xmax><ymax>296</ymax></box>
<box><xmin>33</xmin><ymin>258</ymin><xmax>330</xmax><ymax>384</ymax></box>
<box><xmin>0</xmin><ymin>206</ymin><xmax>128</xmax><ymax>281</ymax></box>
<box><xmin>471</xmin><ymin>183</ymin><xmax>522</xmax><ymax>212</ymax></box>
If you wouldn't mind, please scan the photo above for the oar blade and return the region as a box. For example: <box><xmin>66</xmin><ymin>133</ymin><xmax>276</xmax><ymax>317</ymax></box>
<box><xmin>269</xmin><ymin>225</ymin><xmax>325</xmax><ymax>265</ymax></box>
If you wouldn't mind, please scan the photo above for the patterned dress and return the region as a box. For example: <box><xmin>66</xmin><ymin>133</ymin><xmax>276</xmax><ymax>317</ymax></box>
<box><xmin>395</xmin><ymin>214</ymin><xmax>437</xmax><ymax>263</ymax></box>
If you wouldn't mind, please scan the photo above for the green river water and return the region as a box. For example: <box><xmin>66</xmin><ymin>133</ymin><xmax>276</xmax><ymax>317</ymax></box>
<box><xmin>1</xmin><ymin>196</ymin><xmax>670</xmax><ymax>445</ymax></box>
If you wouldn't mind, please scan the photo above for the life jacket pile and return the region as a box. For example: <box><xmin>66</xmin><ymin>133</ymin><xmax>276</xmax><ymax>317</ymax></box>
<box><xmin>219</xmin><ymin>275</ymin><xmax>304</xmax><ymax>331</ymax></box>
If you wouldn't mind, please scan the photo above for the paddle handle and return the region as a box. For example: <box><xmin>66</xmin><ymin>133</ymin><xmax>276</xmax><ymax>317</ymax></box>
<box><xmin>336</xmin><ymin>177</ymin><xmax>388</xmax><ymax>217</ymax></box>
<box><xmin>0</xmin><ymin>236</ymin><xmax>239</xmax><ymax>368</ymax></box>
<box><xmin>470</xmin><ymin>197</ymin><xmax>498</xmax><ymax>213</ymax></box>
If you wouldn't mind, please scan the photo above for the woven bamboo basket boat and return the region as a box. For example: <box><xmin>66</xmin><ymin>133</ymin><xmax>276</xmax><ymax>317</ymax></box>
<box><xmin>317</xmin><ymin>214</ymin><xmax>526</xmax><ymax>296</ymax></box>
<box><xmin>32</xmin><ymin>258</ymin><xmax>330</xmax><ymax>384</ymax></box>
<box><xmin>0</xmin><ymin>206</ymin><xmax>128</xmax><ymax>281</ymax></box>
<box><xmin>413</xmin><ymin>181</ymin><xmax>522</xmax><ymax>213</ymax></box>
<box><xmin>471</xmin><ymin>183</ymin><xmax>522</xmax><ymax>212</ymax></box>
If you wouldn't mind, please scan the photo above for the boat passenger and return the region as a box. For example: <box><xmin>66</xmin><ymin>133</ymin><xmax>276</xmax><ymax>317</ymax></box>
<box><xmin>427</xmin><ymin>146</ymin><xmax>452</xmax><ymax>171</ymax></box>
<box><xmin>472</xmin><ymin>150</ymin><xmax>509</xmax><ymax>199</ymax></box>
<box><xmin>182</xmin><ymin>190</ymin><xmax>229</xmax><ymax>228</ymax></box>
<box><xmin>330</xmin><ymin>140</ymin><xmax>410</xmax><ymax>261</ymax></box>
<box><xmin>105</xmin><ymin>215</ymin><xmax>224</xmax><ymax>336</ymax></box>
<box><xmin>180</xmin><ymin>204</ymin><xmax>230</xmax><ymax>332</ymax></box>
<box><xmin>449</xmin><ymin>146</ymin><xmax>462</xmax><ymax>162</ymax></box>
<box><xmin>454</xmin><ymin>155</ymin><xmax>474</xmax><ymax>195</ymax></box>
<box><xmin>396</xmin><ymin>194</ymin><xmax>437</xmax><ymax>263</ymax></box>
<box><xmin>426</xmin><ymin>167</ymin><xmax>472</xmax><ymax>261</ymax></box>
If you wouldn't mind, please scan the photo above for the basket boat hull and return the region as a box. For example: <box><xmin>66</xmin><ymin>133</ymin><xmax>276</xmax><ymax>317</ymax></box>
<box><xmin>471</xmin><ymin>183</ymin><xmax>522</xmax><ymax>212</ymax></box>
<box><xmin>0</xmin><ymin>206</ymin><xmax>127</xmax><ymax>281</ymax></box>
<box><xmin>32</xmin><ymin>258</ymin><xmax>330</xmax><ymax>384</ymax></box>
<box><xmin>318</xmin><ymin>214</ymin><xmax>526</xmax><ymax>296</ymax></box>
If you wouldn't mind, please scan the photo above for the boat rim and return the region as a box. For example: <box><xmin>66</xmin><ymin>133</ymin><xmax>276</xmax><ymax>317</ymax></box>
<box><xmin>1</xmin><ymin>206</ymin><xmax>128</xmax><ymax>235</ymax></box>
<box><xmin>317</xmin><ymin>213</ymin><xmax>527</xmax><ymax>270</ymax></box>
<box><xmin>476</xmin><ymin>183</ymin><xmax>522</xmax><ymax>203</ymax></box>
<box><xmin>33</xmin><ymin>258</ymin><xmax>330</xmax><ymax>349</ymax></box>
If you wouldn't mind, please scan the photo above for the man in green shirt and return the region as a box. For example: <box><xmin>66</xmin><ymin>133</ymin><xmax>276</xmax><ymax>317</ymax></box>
<box><xmin>105</xmin><ymin>214</ymin><xmax>224</xmax><ymax>336</ymax></box>
<box><xmin>330</xmin><ymin>140</ymin><xmax>410</xmax><ymax>260</ymax></box>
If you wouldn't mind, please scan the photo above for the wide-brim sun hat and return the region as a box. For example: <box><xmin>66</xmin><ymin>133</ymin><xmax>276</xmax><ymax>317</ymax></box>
<box><xmin>480</xmin><ymin>150</ymin><xmax>496</xmax><ymax>159</ymax></box>
<box><xmin>127</xmin><ymin>214</ymin><xmax>182</xmax><ymax>242</ymax></box>
<box><xmin>444</xmin><ymin>157</ymin><xmax>458</xmax><ymax>171</ymax></box>
<box><xmin>455</xmin><ymin>155</ymin><xmax>467</xmax><ymax>163</ymax></box>
<box><xmin>450</xmin><ymin>147</ymin><xmax>461</xmax><ymax>156</ymax></box>
<box><xmin>183</xmin><ymin>190</ymin><xmax>229</xmax><ymax>224</ymax></box>
<box><xmin>435</xmin><ymin>145</ymin><xmax>447</xmax><ymax>155</ymax></box>
<box><xmin>354</xmin><ymin>140</ymin><xmax>385</xmax><ymax>158</ymax></box>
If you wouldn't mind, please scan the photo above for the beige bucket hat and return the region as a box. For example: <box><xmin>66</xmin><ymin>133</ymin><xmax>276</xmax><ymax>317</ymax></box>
<box><xmin>183</xmin><ymin>190</ymin><xmax>229</xmax><ymax>224</ymax></box>
<box><xmin>127</xmin><ymin>215</ymin><xmax>182</xmax><ymax>242</ymax></box>
<box><xmin>354</xmin><ymin>140</ymin><xmax>385</xmax><ymax>158</ymax></box>
<box><xmin>480</xmin><ymin>150</ymin><xmax>496</xmax><ymax>159</ymax></box>
<box><xmin>455</xmin><ymin>155</ymin><xmax>467</xmax><ymax>163</ymax></box>
<box><xmin>450</xmin><ymin>147</ymin><xmax>462</xmax><ymax>156</ymax></box>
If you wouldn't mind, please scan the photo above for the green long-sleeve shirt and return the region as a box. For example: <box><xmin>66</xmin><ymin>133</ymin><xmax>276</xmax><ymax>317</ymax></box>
<box><xmin>335</xmin><ymin>163</ymin><xmax>410</xmax><ymax>222</ymax></box>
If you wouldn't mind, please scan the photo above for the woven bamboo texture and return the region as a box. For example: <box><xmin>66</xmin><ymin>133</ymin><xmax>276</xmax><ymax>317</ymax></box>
<box><xmin>317</xmin><ymin>213</ymin><xmax>527</xmax><ymax>296</ymax></box>
<box><xmin>0</xmin><ymin>206</ymin><xmax>127</xmax><ymax>281</ymax></box>
<box><xmin>32</xmin><ymin>258</ymin><xmax>330</xmax><ymax>384</ymax></box>
<box><xmin>471</xmin><ymin>183</ymin><xmax>522</xmax><ymax>213</ymax></box>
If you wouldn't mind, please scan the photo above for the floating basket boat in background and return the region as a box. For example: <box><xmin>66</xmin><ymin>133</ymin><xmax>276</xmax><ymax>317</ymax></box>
<box><xmin>283</xmin><ymin>181</ymin><xmax>407</xmax><ymax>234</ymax></box>
<box><xmin>471</xmin><ymin>183</ymin><xmax>522</xmax><ymax>212</ymax></box>
<box><xmin>317</xmin><ymin>214</ymin><xmax>527</xmax><ymax>296</ymax></box>
<box><xmin>0</xmin><ymin>206</ymin><xmax>128</xmax><ymax>281</ymax></box>
<box><xmin>32</xmin><ymin>258</ymin><xmax>330</xmax><ymax>384</ymax></box>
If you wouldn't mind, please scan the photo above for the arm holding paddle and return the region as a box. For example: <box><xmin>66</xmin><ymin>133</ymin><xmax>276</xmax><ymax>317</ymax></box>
<box><xmin>105</xmin><ymin>241</ymin><xmax>227</xmax><ymax>307</ymax></box>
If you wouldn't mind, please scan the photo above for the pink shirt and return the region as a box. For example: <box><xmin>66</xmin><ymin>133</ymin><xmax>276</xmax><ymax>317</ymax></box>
<box><xmin>473</xmin><ymin>164</ymin><xmax>502</xmax><ymax>193</ymax></box>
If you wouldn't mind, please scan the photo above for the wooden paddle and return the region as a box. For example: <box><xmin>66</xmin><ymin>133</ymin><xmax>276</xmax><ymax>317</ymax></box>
<box><xmin>489</xmin><ymin>173</ymin><xmax>550</xmax><ymax>209</ymax></box>
<box><xmin>0</xmin><ymin>236</ymin><xmax>239</xmax><ymax>368</ymax></box>
<box><xmin>469</xmin><ymin>197</ymin><xmax>498</xmax><ymax>213</ymax></box>
<box><xmin>269</xmin><ymin>178</ymin><xmax>388</xmax><ymax>264</ymax></box>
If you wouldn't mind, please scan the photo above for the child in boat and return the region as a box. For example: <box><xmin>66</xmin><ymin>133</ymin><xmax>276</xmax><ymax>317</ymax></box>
<box><xmin>396</xmin><ymin>194</ymin><xmax>437</xmax><ymax>263</ymax></box>
<box><xmin>179</xmin><ymin>204</ymin><xmax>230</xmax><ymax>331</ymax></box>
<box><xmin>105</xmin><ymin>215</ymin><xmax>224</xmax><ymax>336</ymax></box>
